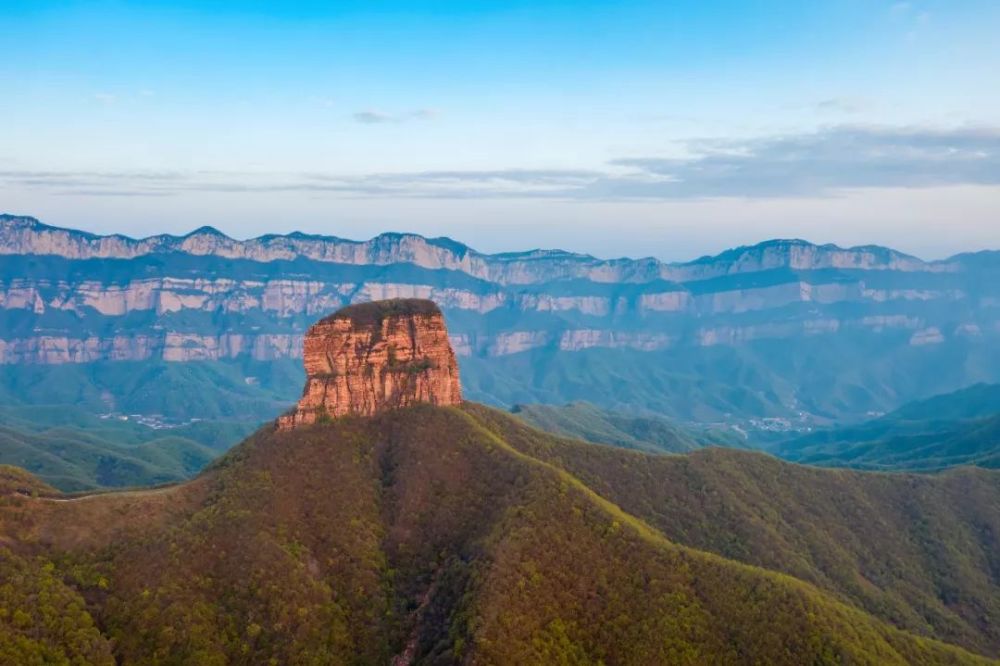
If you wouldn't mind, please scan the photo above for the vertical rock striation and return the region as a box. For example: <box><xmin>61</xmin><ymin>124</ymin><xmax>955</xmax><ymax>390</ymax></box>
<box><xmin>278</xmin><ymin>299</ymin><xmax>462</xmax><ymax>427</ymax></box>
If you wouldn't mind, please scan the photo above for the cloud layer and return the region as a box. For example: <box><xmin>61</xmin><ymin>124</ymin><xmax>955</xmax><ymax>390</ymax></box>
<box><xmin>352</xmin><ymin>108</ymin><xmax>438</xmax><ymax>124</ymax></box>
<box><xmin>4</xmin><ymin>125</ymin><xmax>999</xmax><ymax>200</ymax></box>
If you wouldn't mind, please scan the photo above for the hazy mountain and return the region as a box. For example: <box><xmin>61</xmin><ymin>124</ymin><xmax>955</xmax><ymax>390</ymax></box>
<box><xmin>2</xmin><ymin>405</ymin><xmax>998</xmax><ymax>663</ymax></box>
<box><xmin>510</xmin><ymin>401</ymin><xmax>746</xmax><ymax>453</ymax></box>
<box><xmin>3</xmin><ymin>214</ymin><xmax>1000</xmax><ymax>426</ymax></box>
<box><xmin>0</xmin><ymin>405</ymin><xmax>258</xmax><ymax>490</ymax></box>
<box><xmin>773</xmin><ymin>383</ymin><xmax>1000</xmax><ymax>470</ymax></box>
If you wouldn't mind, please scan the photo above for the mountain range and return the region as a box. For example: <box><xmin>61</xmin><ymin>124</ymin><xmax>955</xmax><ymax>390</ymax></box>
<box><xmin>3</xmin><ymin>213</ymin><xmax>1000</xmax><ymax>429</ymax></box>
<box><xmin>2</xmin><ymin>298</ymin><xmax>999</xmax><ymax>663</ymax></box>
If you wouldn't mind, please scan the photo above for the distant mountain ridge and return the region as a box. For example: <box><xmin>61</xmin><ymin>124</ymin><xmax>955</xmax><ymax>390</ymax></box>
<box><xmin>2</xmin><ymin>213</ymin><xmax>1000</xmax><ymax>423</ymax></box>
<box><xmin>0</xmin><ymin>214</ymin><xmax>957</xmax><ymax>283</ymax></box>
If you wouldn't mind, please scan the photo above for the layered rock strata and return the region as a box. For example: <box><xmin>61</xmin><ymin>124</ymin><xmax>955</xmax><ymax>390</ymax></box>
<box><xmin>278</xmin><ymin>299</ymin><xmax>462</xmax><ymax>427</ymax></box>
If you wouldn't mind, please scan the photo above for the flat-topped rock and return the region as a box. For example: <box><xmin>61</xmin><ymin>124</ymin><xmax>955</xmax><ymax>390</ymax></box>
<box><xmin>278</xmin><ymin>299</ymin><xmax>462</xmax><ymax>428</ymax></box>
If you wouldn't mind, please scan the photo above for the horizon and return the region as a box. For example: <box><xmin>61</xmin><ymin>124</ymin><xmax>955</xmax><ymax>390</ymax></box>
<box><xmin>4</xmin><ymin>210</ymin><xmax>994</xmax><ymax>264</ymax></box>
<box><xmin>2</xmin><ymin>1</ymin><xmax>1000</xmax><ymax>260</ymax></box>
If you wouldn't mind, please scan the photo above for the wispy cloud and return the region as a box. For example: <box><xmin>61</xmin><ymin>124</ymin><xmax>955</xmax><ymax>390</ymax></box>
<box><xmin>605</xmin><ymin>125</ymin><xmax>1000</xmax><ymax>198</ymax></box>
<box><xmin>4</xmin><ymin>125</ymin><xmax>998</xmax><ymax>200</ymax></box>
<box><xmin>352</xmin><ymin>108</ymin><xmax>440</xmax><ymax>124</ymax></box>
<box><xmin>353</xmin><ymin>110</ymin><xmax>392</xmax><ymax>124</ymax></box>
<box><xmin>815</xmin><ymin>97</ymin><xmax>872</xmax><ymax>115</ymax></box>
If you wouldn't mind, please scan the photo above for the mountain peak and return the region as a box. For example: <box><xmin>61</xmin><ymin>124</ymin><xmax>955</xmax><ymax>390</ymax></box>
<box><xmin>0</xmin><ymin>213</ymin><xmax>44</xmax><ymax>228</ymax></box>
<box><xmin>184</xmin><ymin>225</ymin><xmax>226</xmax><ymax>237</ymax></box>
<box><xmin>278</xmin><ymin>299</ymin><xmax>462</xmax><ymax>427</ymax></box>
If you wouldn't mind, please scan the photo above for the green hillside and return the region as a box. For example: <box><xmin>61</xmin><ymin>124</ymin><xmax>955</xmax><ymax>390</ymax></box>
<box><xmin>511</xmin><ymin>401</ymin><xmax>746</xmax><ymax>453</ymax></box>
<box><xmin>773</xmin><ymin>383</ymin><xmax>1000</xmax><ymax>470</ymax></box>
<box><xmin>0</xmin><ymin>405</ymin><xmax>258</xmax><ymax>490</ymax></box>
<box><xmin>1</xmin><ymin>404</ymin><xmax>997</xmax><ymax>663</ymax></box>
<box><xmin>466</xmin><ymin>404</ymin><xmax>1000</xmax><ymax>656</ymax></box>
<box><xmin>0</xmin><ymin>359</ymin><xmax>302</xmax><ymax>421</ymax></box>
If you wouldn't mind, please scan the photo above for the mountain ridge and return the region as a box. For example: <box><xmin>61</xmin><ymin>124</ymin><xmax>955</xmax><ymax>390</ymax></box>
<box><xmin>2</xmin><ymin>403</ymin><xmax>997</xmax><ymax>663</ymax></box>
<box><xmin>3</xmin><ymin>213</ymin><xmax>1000</xmax><ymax>425</ymax></box>
<box><xmin>0</xmin><ymin>213</ymin><xmax>968</xmax><ymax>279</ymax></box>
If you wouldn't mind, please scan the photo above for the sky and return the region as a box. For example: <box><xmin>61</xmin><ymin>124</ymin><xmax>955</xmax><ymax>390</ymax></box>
<box><xmin>2</xmin><ymin>0</ymin><xmax>999</xmax><ymax>261</ymax></box>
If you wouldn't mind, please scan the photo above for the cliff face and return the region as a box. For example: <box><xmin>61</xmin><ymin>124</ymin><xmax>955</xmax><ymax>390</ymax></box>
<box><xmin>0</xmin><ymin>214</ymin><xmax>955</xmax><ymax>285</ymax></box>
<box><xmin>278</xmin><ymin>300</ymin><xmax>462</xmax><ymax>427</ymax></box>
<box><xmin>3</xmin><ymin>214</ymin><xmax>1000</xmax><ymax>423</ymax></box>
<box><xmin>0</xmin><ymin>214</ymin><xmax>997</xmax><ymax>366</ymax></box>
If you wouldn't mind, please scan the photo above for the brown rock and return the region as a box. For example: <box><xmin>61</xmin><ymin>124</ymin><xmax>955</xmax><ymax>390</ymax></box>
<box><xmin>278</xmin><ymin>299</ymin><xmax>462</xmax><ymax>427</ymax></box>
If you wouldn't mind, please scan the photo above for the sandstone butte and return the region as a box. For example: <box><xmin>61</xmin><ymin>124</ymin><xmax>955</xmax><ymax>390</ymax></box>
<box><xmin>277</xmin><ymin>299</ymin><xmax>462</xmax><ymax>428</ymax></box>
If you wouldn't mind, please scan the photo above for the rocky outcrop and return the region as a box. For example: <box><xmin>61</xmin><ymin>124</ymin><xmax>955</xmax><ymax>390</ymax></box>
<box><xmin>278</xmin><ymin>299</ymin><xmax>462</xmax><ymax>427</ymax></box>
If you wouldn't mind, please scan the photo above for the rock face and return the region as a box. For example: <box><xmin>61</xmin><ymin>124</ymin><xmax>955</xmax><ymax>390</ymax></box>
<box><xmin>2</xmin><ymin>214</ymin><xmax>993</xmax><ymax>366</ymax></box>
<box><xmin>278</xmin><ymin>299</ymin><xmax>462</xmax><ymax>427</ymax></box>
<box><xmin>4</xmin><ymin>214</ymin><xmax>1000</xmax><ymax>424</ymax></box>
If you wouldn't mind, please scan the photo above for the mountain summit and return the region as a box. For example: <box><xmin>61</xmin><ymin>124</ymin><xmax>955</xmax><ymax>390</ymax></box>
<box><xmin>278</xmin><ymin>299</ymin><xmax>462</xmax><ymax>428</ymax></box>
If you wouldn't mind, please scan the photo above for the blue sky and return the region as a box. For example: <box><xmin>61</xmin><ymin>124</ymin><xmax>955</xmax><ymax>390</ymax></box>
<box><xmin>2</xmin><ymin>0</ymin><xmax>999</xmax><ymax>259</ymax></box>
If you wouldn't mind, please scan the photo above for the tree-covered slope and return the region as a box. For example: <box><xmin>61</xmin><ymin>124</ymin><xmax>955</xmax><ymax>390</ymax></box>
<box><xmin>773</xmin><ymin>383</ymin><xmax>1000</xmax><ymax>470</ymax></box>
<box><xmin>511</xmin><ymin>401</ymin><xmax>745</xmax><ymax>453</ymax></box>
<box><xmin>0</xmin><ymin>405</ymin><xmax>257</xmax><ymax>491</ymax></box>
<box><xmin>1</xmin><ymin>405</ymin><xmax>996</xmax><ymax>663</ymax></box>
<box><xmin>0</xmin><ymin>359</ymin><xmax>302</xmax><ymax>421</ymax></box>
<box><xmin>466</xmin><ymin>403</ymin><xmax>1000</xmax><ymax>657</ymax></box>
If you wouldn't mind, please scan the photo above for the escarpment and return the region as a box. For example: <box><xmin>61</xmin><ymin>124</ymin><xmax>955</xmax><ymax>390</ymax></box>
<box><xmin>278</xmin><ymin>299</ymin><xmax>462</xmax><ymax>427</ymax></box>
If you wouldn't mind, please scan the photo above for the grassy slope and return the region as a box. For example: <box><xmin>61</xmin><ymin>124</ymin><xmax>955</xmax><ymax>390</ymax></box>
<box><xmin>0</xmin><ymin>405</ymin><xmax>995</xmax><ymax>664</ymax></box>
<box><xmin>0</xmin><ymin>464</ymin><xmax>57</xmax><ymax>495</ymax></box>
<box><xmin>511</xmin><ymin>401</ymin><xmax>746</xmax><ymax>453</ymax></box>
<box><xmin>466</xmin><ymin>403</ymin><xmax>1000</xmax><ymax>656</ymax></box>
